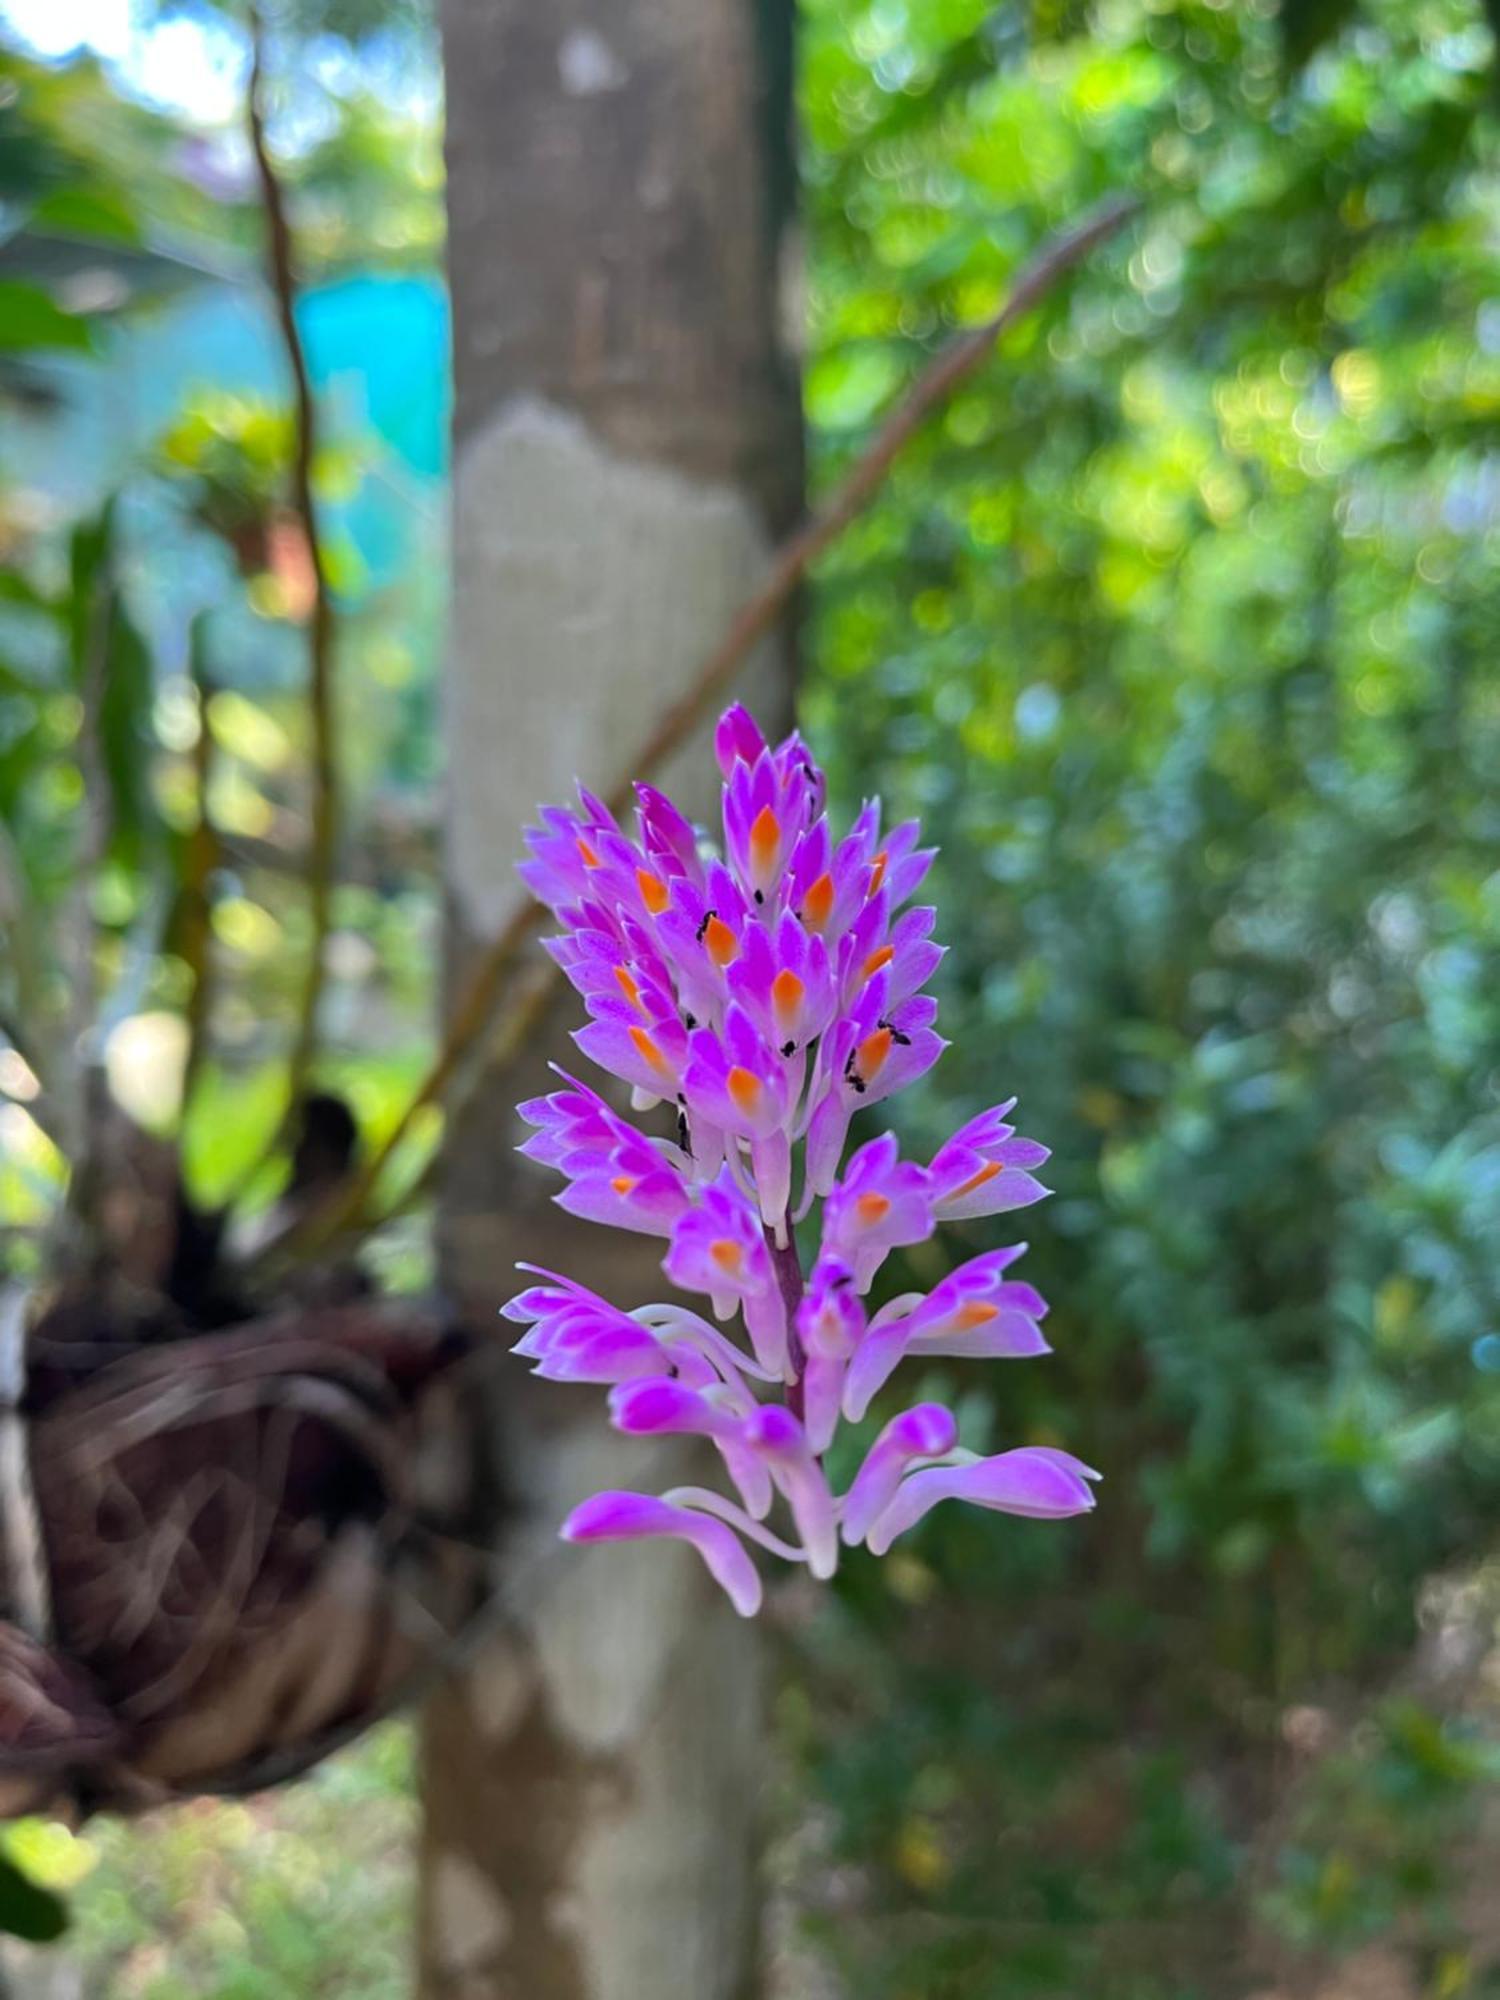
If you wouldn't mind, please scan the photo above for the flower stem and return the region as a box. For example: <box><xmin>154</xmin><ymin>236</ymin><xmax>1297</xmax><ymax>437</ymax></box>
<box><xmin>663</xmin><ymin>1488</ymin><xmax>810</xmax><ymax>1563</ymax></box>
<box><xmin>768</xmin><ymin>1226</ymin><xmax>807</xmax><ymax>1420</ymax></box>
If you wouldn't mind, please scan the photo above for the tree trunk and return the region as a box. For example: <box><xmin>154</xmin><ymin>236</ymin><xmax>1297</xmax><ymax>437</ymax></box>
<box><xmin>420</xmin><ymin>4</ymin><xmax>799</xmax><ymax>1997</ymax></box>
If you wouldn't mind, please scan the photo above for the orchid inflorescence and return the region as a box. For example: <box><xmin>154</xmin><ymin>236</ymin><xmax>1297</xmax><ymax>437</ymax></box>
<box><xmin>503</xmin><ymin>704</ymin><xmax>1097</xmax><ymax>1615</ymax></box>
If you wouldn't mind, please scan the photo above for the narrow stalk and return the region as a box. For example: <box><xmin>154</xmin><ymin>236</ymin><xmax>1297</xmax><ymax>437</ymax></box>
<box><xmin>768</xmin><ymin>1227</ymin><xmax>806</xmax><ymax>1420</ymax></box>
<box><xmin>661</xmin><ymin>1487</ymin><xmax>809</xmax><ymax>1563</ymax></box>
<box><xmin>238</xmin><ymin>9</ymin><xmax>338</xmax><ymax>1189</ymax></box>
<box><xmin>633</xmin><ymin>1304</ymin><xmax>779</xmax><ymax>1384</ymax></box>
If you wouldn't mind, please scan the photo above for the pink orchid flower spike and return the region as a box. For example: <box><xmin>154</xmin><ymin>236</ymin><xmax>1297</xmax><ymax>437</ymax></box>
<box><xmin>505</xmin><ymin>709</ymin><xmax>1095</xmax><ymax>1612</ymax></box>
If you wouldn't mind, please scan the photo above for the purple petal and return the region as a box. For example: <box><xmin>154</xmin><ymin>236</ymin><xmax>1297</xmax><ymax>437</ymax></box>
<box><xmin>841</xmin><ymin>1403</ymin><xmax>959</xmax><ymax>1547</ymax></box>
<box><xmin>636</xmin><ymin>782</ymin><xmax>703</xmax><ymax>882</ymax></box>
<box><xmin>555</xmin><ymin>1166</ymin><xmax>689</xmax><ymax>1237</ymax></box>
<box><xmin>561</xmin><ymin>1492</ymin><xmax>763</xmax><ymax>1616</ymax></box>
<box><xmin>528</xmin><ymin>1325</ymin><xmax>672</xmax><ymax>1383</ymax></box>
<box><xmin>574</xmin><ymin>1015</ymin><xmax>682</xmax><ymax>1101</ymax></box>
<box><xmin>742</xmin><ymin>1407</ymin><xmax>839</xmax><ymax>1578</ymax></box>
<box><xmin>933</xmin><ymin>1168</ymin><xmax>1051</xmax><ymax>1221</ymax></box>
<box><xmin>821</xmin><ymin>1133</ymin><xmax>935</xmax><ymax>1291</ymax></box>
<box><xmin>930</xmin><ymin>1103</ymin><xmax>1052</xmax><ymax>1221</ymax></box>
<box><xmin>839</xmin><ymin>1322</ymin><xmax>917</xmax><ymax>1423</ymax></box>
<box><xmin>801</xmin><ymin>1348</ymin><xmax>847</xmax><ymax>1456</ymax></box>
<box><xmin>608</xmin><ymin>1378</ymin><xmax>737</xmax><ymax>1439</ymax></box>
<box><xmin>749</xmin><ymin>1128</ymin><xmax>792</xmax><ymax>1229</ymax></box>
<box><xmin>663</xmin><ymin>1172</ymin><xmax>788</xmax><ymax>1374</ymax></box>
<box><xmin>907</xmin><ymin>1310</ymin><xmax>1051</xmax><ymax>1361</ymax></box>
<box><xmin>865</xmin><ymin>1449</ymin><xmax>1100</xmax><ymax>1555</ymax></box>
<box><xmin>714</xmin><ymin>703</ymin><xmax>767</xmax><ymax>778</ymax></box>
<box><xmin>805</xmin><ymin>1087</ymin><xmax>855</xmax><ymax>1199</ymax></box>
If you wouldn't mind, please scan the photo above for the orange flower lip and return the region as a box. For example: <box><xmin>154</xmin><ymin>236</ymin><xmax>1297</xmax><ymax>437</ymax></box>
<box><xmin>802</xmin><ymin>872</ymin><xmax>835</xmax><ymax>930</ymax></box>
<box><xmin>868</xmin><ymin>849</ymin><xmax>889</xmax><ymax>894</ymax></box>
<box><xmin>727</xmin><ymin>1065</ymin><xmax>763</xmax><ymax>1116</ymax></box>
<box><xmin>950</xmin><ymin>1159</ymin><xmax>1003</xmax><ymax>1200</ymax></box>
<box><xmin>862</xmin><ymin>944</ymin><xmax>895</xmax><ymax>980</ymax></box>
<box><xmin>577</xmin><ymin>836</ymin><xmax>601</xmax><ymax>868</ymax></box>
<box><xmin>636</xmin><ymin>868</ymin><xmax>669</xmax><ymax>915</ymax></box>
<box><xmin>709</xmin><ymin>1238</ymin><xmax>743</xmax><ymax>1275</ymax></box>
<box><xmin>610</xmin><ymin>1175</ymin><xmax>637</xmax><ymax>1196</ymax></box>
<box><xmin>954</xmin><ymin>1300</ymin><xmax>999</xmax><ymax>1331</ymax></box>
<box><xmin>749</xmin><ymin>804</ymin><xmax>781</xmax><ymax>874</ymax></box>
<box><xmin>703</xmin><ymin>915</ymin><xmax>739</xmax><ymax>967</ymax></box>
<box><xmin>771</xmin><ymin>968</ymin><xmax>805</xmax><ymax>1027</ymax></box>
<box><xmin>856</xmin><ymin>1026</ymin><xmax>893</xmax><ymax>1081</ymax></box>
<box><xmin>629</xmin><ymin>1025</ymin><xmax>671</xmax><ymax>1075</ymax></box>
<box><xmin>855</xmin><ymin>1192</ymin><xmax>892</xmax><ymax>1224</ymax></box>
<box><xmin>614</xmin><ymin>964</ymin><xmax>641</xmax><ymax>1006</ymax></box>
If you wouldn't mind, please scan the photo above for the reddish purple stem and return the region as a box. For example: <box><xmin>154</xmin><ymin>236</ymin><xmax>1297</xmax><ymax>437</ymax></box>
<box><xmin>768</xmin><ymin>1227</ymin><xmax>806</xmax><ymax>1420</ymax></box>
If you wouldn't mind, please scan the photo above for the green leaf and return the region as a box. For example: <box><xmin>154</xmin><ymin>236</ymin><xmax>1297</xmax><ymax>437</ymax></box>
<box><xmin>65</xmin><ymin>504</ymin><xmax>163</xmax><ymax>868</ymax></box>
<box><xmin>0</xmin><ymin>571</ymin><xmax>55</xmax><ymax>614</ymax></box>
<box><xmin>0</xmin><ymin>1852</ymin><xmax>69</xmax><ymax>1943</ymax></box>
<box><xmin>29</xmin><ymin>184</ymin><xmax>142</xmax><ymax>246</ymax></box>
<box><xmin>0</xmin><ymin>279</ymin><xmax>95</xmax><ymax>354</ymax></box>
<box><xmin>99</xmin><ymin>597</ymin><xmax>161</xmax><ymax>863</ymax></box>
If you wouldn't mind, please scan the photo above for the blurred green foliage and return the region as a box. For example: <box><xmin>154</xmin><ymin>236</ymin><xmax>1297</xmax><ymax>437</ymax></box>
<box><xmin>3</xmin><ymin>1726</ymin><xmax>415</xmax><ymax>1995</ymax></box>
<box><xmin>794</xmin><ymin>0</ymin><xmax>1500</xmax><ymax>1990</ymax></box>
<box><xmin>1265</xmin><ymin>1697</ymin><xmax>1500</xmax><ymax>1962</ymax></box>
<box><xmin>0</xmin><ymin>28</ymin><xmax>444</xmax><ymax>1269</ymax></box>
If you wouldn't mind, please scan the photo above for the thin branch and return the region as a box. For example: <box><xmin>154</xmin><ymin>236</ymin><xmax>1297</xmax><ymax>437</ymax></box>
<box><xmin>267</xmin><ymin>192</ymin><xmax>1140</xmax><ymax>1266</ymax></box>
<box><xmin>622</xmin><ymin>192</ymin><xmax>1142</xmax><ymax>785</ymax></box>
<box><xmin>248</xmin><ymin>957</ymin><xmax>559</xmax><ymax>1274</ymax></box>
<box><xmin>242</xmin><ymin>10</ymin><xmax>339</xmax><ymax>1166</ymax></box>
